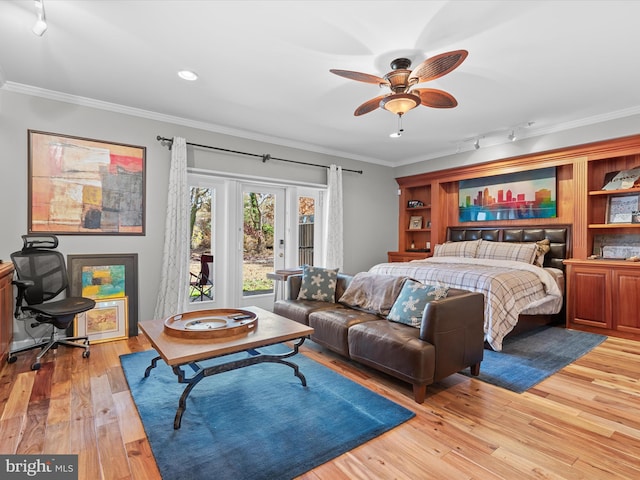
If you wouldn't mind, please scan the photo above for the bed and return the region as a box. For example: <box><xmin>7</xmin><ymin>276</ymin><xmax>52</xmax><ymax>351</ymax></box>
<box><xmin>371</xmin><ymin>226</ymin><xmax>570</xmax><ymax>351</ymax></box>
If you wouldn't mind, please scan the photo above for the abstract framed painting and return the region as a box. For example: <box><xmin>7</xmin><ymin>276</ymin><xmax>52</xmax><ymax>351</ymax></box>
<box><xmin>28</xmin><ymin>130</ymin><xmax>146</xmax><ymax>235</ymax></box>
<box><xmin>67</xmin><ymin>253</ymin><xmax>138</xmax><ymax>337</ymax></box>
<box><xmin>458</xmin><ymin>167</ymin><xmax>557</xmax><ymax>222</ymax></box>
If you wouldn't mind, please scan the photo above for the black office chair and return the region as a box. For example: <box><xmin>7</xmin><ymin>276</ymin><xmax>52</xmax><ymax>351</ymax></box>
<box><xmin>8</xmin><ymin>235</ymin><xmax>96</xmax><ymax>370</ymax></box>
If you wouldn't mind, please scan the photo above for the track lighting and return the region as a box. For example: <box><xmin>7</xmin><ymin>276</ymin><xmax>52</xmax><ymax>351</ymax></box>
<box><xmin>32</xmin><ymin>0</ymin><xmax>47</xmax><ymax>36</ymax></box>
<box><xmin>508</xmin><ymin>130</ymin><xmax>517</xmax><ymax>142</ymax></box>
<box><xmin>474</xmin><ymin>139</ymin><xmax>480</xmax><ymax>150</ymax></box>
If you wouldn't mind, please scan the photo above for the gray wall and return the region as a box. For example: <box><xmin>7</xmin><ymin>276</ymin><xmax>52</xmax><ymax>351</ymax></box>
<box><xmin>0</xmin><ymin>90</ymin><xmax>397</xmax><ymax>337</ymax></box>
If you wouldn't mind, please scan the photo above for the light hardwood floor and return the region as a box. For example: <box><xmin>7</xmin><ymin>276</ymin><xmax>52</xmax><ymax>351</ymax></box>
<box><xmin>1</xmin><ymin>333</ymin><xmax>639</xmax><ymax>479</ymax></box>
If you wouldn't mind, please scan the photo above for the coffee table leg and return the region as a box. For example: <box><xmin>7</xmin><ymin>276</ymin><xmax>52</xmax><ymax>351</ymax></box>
<box><xmin>169</xmin><ymin>336</ymin><xmax>309</xmax><ymax>429</ymax></box>
<box><xmin>143</xmin><ymin>355</ymin><xmax>162</xmax><ymax>378</ymax></box>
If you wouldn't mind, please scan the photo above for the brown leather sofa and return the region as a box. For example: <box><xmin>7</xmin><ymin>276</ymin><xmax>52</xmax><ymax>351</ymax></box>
<box><xmin>274</xmin><ymin>273</ymin><xmax>485</xmax><ymax>403</ymax></box>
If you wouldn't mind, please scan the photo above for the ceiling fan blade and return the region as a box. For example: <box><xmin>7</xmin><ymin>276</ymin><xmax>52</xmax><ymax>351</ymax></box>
<box><xmin>354</xmin><ymin>95</ymin><xmax>386</xmax><ymax>116</ymax></box>
<box><xmin>330</xmin><ymin>69</ymin><xmax>389</xmax><ymax>86</ymax></box>
<box><xmin>408</xmin><ymin>50</ymin><xmax>468</xmax><ymax>83</ymax></box>
<box><xmin>415</xmin><ymin>88</ymin><xmax>458</xmax><ymax>108</ymax></box>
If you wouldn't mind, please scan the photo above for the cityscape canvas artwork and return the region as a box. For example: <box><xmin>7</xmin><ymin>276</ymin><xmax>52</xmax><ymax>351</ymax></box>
<box><xmin>28</xmin><ymin>130</ymin><xmax>146</xmax><ymax>235</ymax></box>
<box><xmin>459</xmin><ymin>167</ymin><xmax>557</xmax><ymax>222</ymax></box>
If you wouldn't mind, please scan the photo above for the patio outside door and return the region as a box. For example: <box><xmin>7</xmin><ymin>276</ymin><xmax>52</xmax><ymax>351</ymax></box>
<box><xmin>239</xmin><ymin>184</ymin><xmax>285</xmax><ymax>310</ymax></box>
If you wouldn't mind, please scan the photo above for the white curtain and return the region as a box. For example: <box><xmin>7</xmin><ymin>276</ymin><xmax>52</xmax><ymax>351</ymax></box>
<box><xmin>323</xmin><ymin>164</ymin><xmax>344</xmax><ymax>270</ymax></box>
<box><xmin>154</xmin><ymin>137</ymin><xmax>189</xmax><ymax>319</ymax></box>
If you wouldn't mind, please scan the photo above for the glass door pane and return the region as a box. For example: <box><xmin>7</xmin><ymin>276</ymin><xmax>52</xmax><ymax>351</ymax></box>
<box><xmin>189</xmin><ymin>186</ymin><xmax>214</xmax><ymax>302</ymax></box>
<box><xmin>242</xmin><ymin>186</ymin><xmax>285</xmax><ymax>299</ymax></box>
<box><xmin>298</xmin><ymin>196</ymin><xmax>315</xmax><ymax>265</ymax></box>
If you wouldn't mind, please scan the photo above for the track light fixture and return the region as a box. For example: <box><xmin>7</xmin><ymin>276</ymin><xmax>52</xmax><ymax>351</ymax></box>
<box><xmin>508</xmin><ymin>130</ymin><xmax>517</xmax><ymax>142</ymax></box>
<box><xmin>474</xmin><ymin>139</ymin><xmax>480</xmax><ymax>150</ymax></box>
<box><xmin>32</xmin><ymin>0</ymin><xmax>47</xmax><ymax>36</ymax></box>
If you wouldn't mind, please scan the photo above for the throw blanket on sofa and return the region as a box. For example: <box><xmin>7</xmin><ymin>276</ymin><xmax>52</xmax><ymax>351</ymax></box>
<box><xmin>338</xmin><ymin>272</ymin><xmax>407</xmax><ymax>316</ymax></box>
<box><xmin>369</xmin><ymin>257</ymin><xmax>563</xmax><ymax>351</ymax></box>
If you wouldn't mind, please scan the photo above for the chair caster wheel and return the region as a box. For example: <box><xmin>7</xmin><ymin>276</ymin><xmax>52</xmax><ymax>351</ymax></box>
<box><xmin>31</xmin><ymin>363</ymin><xmax>41</xmax><ymax>371</ymax></box>
<box><xmin>7</xmin><ymin>356</ymin><xmax>16</xmax><ymax>364</ymax></box>
<box><xmin>82</xmin><ymin>351</ymin><xmax>90</xmax><ymax>358</ymax></box>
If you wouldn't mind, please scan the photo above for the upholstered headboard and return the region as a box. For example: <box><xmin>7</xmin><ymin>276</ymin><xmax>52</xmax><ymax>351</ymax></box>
<box><xmin>446</xmin><ymin>225</ymin><xmax>571</xmax><ymax>270</ymax></box>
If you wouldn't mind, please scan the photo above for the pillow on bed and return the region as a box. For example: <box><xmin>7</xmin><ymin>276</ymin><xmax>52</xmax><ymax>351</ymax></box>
<box><xmin>433</xmin><ymin>240</ymin><xmax>480</xmax><ymax>258</ymax></box>
<box><xmin>297</xmin><ymin>265</ymin><xmax>339</xmax><ymax>302</ymax></box>
<box><xmin>476</xmin><ymin>240</ymin><xmax>538</xmax><ymax>264</ymax></box>
<box><xmin>533</xmin><ymin>239</ymin><xmax>551</xmax><ymax>267</ymax></box>
<box><xmin>387</xmin><ymin>279</ymin><xmax>449</xmax><ymax>328</ymax></box>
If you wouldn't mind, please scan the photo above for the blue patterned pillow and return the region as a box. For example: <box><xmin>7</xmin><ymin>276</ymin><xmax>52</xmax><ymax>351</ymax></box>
<box><xmin>297</xmin><ymin>266</ymin><xmax>339</xmax><ymax>302</ymax></box>
<box><xmin>387</xmin><ymin>279</ymin><xmax>449</xmax><ymax>328</ymax></box>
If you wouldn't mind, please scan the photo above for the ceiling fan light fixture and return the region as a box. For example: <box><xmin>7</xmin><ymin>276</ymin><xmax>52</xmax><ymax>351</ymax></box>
<box><xmin>380</xmin><ymin>93</ymin><xmax>420</xmax><ymax>116</ymax></box>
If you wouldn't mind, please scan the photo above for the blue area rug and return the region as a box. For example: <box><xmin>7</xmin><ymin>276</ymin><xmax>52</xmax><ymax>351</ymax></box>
<box><xmin>463</xmin><ymin>326</ymin><xmax>607</xmax><ymax>393</ymax></box>
<box><xmin>120</xmin><ymin>346</ymin><xmax>415</xmax><ymax>480</ymax></box>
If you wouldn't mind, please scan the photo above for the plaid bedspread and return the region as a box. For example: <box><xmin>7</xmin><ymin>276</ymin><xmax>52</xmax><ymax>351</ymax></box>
<box><xmin>369</xmin><ymin>257</ymin><xmax>563</xmax><ymax>351</ymax></box>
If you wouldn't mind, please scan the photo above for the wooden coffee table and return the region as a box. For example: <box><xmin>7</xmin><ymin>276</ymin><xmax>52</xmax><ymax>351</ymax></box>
<box><xmin>138</xmin><ymin>306</ymin><xmax>313</xmax><ymax>429</ymax></box>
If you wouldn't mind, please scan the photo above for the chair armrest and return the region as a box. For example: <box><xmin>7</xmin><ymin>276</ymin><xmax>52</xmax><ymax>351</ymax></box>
<box><xmin>419</xmin><ymin>291</ymin><xmax>485</xmax><ymax>381</ymax></box>
<box><xmin>12</xmin><ymin>279</ymin><xmax>34</xmax><ymax>289</ymax></box>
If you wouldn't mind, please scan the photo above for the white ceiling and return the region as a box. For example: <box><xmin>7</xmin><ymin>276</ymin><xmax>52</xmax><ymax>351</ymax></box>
<box><xmin>2</xmin><ymin>0</ymin><xmax>640</xmax><ymax>167</ymax></box>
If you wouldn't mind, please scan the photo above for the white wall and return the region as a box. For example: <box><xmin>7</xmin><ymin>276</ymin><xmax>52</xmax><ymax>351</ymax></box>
<box><xmin>0</xmin><ymin>90</ymin><xmax>398</xmax><ymax>341</ymax></box>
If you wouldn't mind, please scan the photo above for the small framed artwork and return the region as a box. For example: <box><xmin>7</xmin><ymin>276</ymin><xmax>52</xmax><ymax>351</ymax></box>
<box><xmin>67</xmin><ymin>253</ymin><xmax>138</xmax><ymax>336</ymax></box>
<box><xmin>76</xmin><ymin>297</ymin><xmax>128</xmax><ymax>344</ymax></box>
<box><xmin>409</xmin><ymin>216</ymin><xmax>423</xmax><ymax>230</ymax></box>
<box><xmin>606</xmin><ymin>193</ymin><xmax>640</xmax><ymax>224</ymax></box>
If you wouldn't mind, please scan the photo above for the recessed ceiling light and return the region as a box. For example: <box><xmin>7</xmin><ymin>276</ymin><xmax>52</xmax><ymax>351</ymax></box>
<box><xmin>178</xmin><ymin>70</ymin><xmax>198</xmax><ymax>81</ymax></box>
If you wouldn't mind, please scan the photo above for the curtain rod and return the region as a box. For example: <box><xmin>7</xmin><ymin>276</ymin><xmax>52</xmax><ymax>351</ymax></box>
<box><xmin>156</xmin><ymin>136</ymin><xmax>363</xmax><ymax>174</ymax></box>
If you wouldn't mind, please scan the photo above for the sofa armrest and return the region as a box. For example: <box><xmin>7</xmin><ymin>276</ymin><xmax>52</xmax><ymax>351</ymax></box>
<box><xmin>286</xmin><ymin>275</ymin><xmax>303</xmax><ymax>300</ymax></box>
<box><xmin>419</xmin><ymin>291</ymin><xmax>485</xmax><ymax>381</ymax></box>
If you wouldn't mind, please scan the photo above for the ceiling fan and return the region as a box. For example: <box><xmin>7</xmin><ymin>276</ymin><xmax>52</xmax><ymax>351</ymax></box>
<box><xmin>330</xmin><ymin>50</ymin><xmax>468</xmax><ymax>117</ymax></box>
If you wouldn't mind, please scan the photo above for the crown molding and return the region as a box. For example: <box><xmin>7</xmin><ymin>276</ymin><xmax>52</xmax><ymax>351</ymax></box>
<box><xmin>4</xmin><ymin>82</ymin><xmax>392</xmax><ymax>167</ymax></box>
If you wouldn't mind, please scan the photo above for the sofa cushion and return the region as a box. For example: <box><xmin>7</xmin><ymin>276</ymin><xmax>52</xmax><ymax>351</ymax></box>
<box><xmin>273</xmin><ymin>299</ymin><xmax>345</xmax><ymax>325</ymax></box>
<box><xmin>338</xmin><ymin>272</ymin><xmax>407</xmax><ymax>315</ymax></box>
<box><xmin>387</xmin><ymin>280</ymin><xmax>449</xmax><ymax>328</ymax></box>
<box><xmin>297</xmin><ymin>265</ymin><xmax>339</xmax><ymax>302</ymax></box>
<box><xmin>348</xmin><ymin>320</ymin><xmax>436</xmax><ymax>385</ymax></box>
<box><xmin>309</xmin><ymin>309</ymin><xmax>380</xmax><ymax>357</ymax></box>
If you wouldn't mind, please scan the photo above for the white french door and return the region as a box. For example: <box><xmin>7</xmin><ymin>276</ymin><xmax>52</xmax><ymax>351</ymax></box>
<box><xmin>238</xmin><ymin>183</ymin><xmax>286</xmax><ymax>310</ymax></box>
<box><xmin>187</xmin><ymin>171</ymin><xmax>323</xmax><ymax>312</ymax></box>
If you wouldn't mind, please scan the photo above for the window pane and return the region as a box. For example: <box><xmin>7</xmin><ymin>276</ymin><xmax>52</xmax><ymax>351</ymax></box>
<box><xmin>189</xmin><ymin>186</ymin><xmax>214</xmax><ymax>302</ymax></box>
<box><xmin>243</xmin><ymin>191</ymin><xmax>275</xmax><ymax>296</ymax></box>
<box><xmin>298</xmin><ymin>196</ymin><xmax>315</xmax><ymax>266</ymax></box>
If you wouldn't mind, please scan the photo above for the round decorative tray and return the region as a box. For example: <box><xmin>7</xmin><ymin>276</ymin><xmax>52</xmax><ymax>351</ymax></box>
<box><xmin>163</xmin><ymin>309</ymin><xmax>258</xmax><ymax>339</ymax></box>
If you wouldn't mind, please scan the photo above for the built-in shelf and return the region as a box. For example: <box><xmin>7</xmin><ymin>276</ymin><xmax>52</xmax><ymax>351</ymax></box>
<box><xmin>589</xmin><ymin>189</ymin><xmax>640</xmax><ymax>196</ymax></box>
<box><xmin>588</xmin><ymin>223</ymin><xmax>640</xmax><ymax>229</ymax></box>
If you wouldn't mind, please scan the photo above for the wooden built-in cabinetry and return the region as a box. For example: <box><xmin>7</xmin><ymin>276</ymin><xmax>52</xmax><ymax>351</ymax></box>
<box><xmin>389</xmin><ymin>134</ymin><xmax>640</xmax><ymax>340</ymax></box>
<box><xmin>0</xmin><ymin>262</ymin><xmax>14</xmax><ymax>363</ymax></box>
<box><xmin>565</xmin><ymin>259</ymin><xmax>640</xmax><ymax>339</ymax></box>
